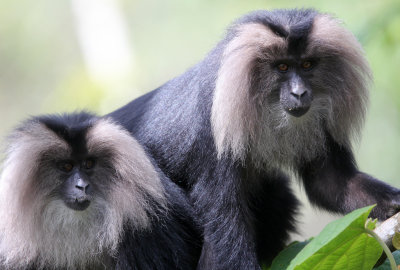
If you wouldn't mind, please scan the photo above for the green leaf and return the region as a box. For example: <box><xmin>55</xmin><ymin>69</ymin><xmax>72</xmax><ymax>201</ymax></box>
<box><xmin>270</xmin><ymin>241</ymin><xmax>309</xmax><ymax>270</ymax></box>
<box><xmin>392</xmin><ymin>232</ymin><xmax>400</xmax><ymax>250</ymax></box>
<box><xmin>287</xmin><ymin>205</ymin><xmax>382</xmax><ymax>270</ymax></box>
<box><xmin>366</xmin><ymin>218</ymin><xmax>379</xmax><ymax>231</ymax></box>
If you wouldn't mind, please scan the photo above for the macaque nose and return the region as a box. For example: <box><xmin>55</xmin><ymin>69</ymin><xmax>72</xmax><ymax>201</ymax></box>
<box><xmin>75</xmin><ymin>178</ymin><xmax>90</xmax><ymax>193</ymax></box>
<box><xmin>290</xmin><ymin>87</ymin><xmax>307</xmax><ymax>99</ymax></box>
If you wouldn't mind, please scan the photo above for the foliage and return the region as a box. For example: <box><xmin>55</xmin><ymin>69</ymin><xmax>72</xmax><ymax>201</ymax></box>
<box><xmin>374</xmin><ymin>251</ymin><xmax>400</xmax><ymax>270</ymax></box>
<box><xmin>269</xmin><ymin>206</ymin><xmax>400</xmax><ymax>270</ymax></box>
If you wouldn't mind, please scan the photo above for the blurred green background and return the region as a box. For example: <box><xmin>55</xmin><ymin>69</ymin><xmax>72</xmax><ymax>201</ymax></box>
<box><xmin>1</xmin><ymin>0</ymin><xmax>399</xmax><ymax>239</ymax></box>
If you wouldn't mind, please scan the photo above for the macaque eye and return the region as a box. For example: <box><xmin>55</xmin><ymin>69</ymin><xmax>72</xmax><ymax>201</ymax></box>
<box><xmin>301</xmin><ymin>61</ymin><xmax>312</xmax><ymax>70</ymax></box>
<box><xmin>277</xmin><ymin>63</ymin><xmax>289</xmax><ymax>72</ymax></box>
<box><xmin>58</xmin><ymin>161</ymin><xmax>74</xmax><ymax>172</ymax></box>
<box><xmin>84</xmin><ymin>159</ymin><xmax>95</xmax><ymax>170</ymax></box>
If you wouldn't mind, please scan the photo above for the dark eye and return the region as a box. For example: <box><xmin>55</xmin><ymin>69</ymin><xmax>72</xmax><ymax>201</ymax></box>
<box><xmin>58</xmin><ymin>161</ymin><xmax>74</xmax><ymax>173</ymax></box>
<box><xmin>302</xmin><ymin>61</ymin><xmax>312</xmax><ymax>70</ymax></box>
<box><xmin>85</xmin><ymin>159</ymin><xmax>95</xmax><ymax>170</ymax></box>
<box><xmin>277</xmin><ymin>63</ymin><xmax>289</xmax><ymax>72</ymax></box>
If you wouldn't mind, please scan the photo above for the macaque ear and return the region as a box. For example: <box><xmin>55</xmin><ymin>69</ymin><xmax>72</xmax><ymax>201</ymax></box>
<box><xmin>212</xmin><ymin>23</ymin><xmax>284</xmax><ymax>160</ymax></box>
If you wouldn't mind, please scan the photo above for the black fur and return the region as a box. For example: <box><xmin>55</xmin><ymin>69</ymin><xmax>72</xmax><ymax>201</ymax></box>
<box><xmin>116</xmin><ymin>174</ymin><xmax>202</xmax><ymax>270</ymax></box>
<box><xmin>108</xmin><ymin>9</ymin><xmax>400</xmax><ymax>269</ymax></box>
<box><xmin>299</xmin><ymin>133</ymin><xmax>400</xmax><ymax>220</ymax></box>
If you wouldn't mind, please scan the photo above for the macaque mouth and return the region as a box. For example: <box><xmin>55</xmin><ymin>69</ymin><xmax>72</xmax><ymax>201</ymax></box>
<box><xmin>285</xmin><ymin>105</ymin><xmax>310</xmax><ymax>117</ymax></box>
<box><xmin>65</xmin><ymin>197</ymin><xmax>91</xmax><ymax>211</ymax></box>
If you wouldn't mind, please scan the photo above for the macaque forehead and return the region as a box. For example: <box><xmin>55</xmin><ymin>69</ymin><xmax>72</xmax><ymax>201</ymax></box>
<box><xmin>37</xmin><ymin>116</ymin><xmax>132</xmax><ymax>165</ymax></box>
<box><xmin>236</xmin><ymin>11</ymin><xmax>347</xmax><ymax>61</ymax></box>
<box><xmin>37</xmin><ymin>114</ymin><xmax>106</xmax><ymax>161</ymax></box>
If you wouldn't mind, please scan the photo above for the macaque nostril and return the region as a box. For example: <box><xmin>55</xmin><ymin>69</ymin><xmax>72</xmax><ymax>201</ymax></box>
<box><xmin>291</xmin><ymin>90</ymin><xmax>307</xmax><ymax>99</ymax></box>
<box><xmin>75</xmin><ymin>182</ymin><xmax>89</xmax><ymax>193</ymax></box>
<box><xmin>75</xmin><ymin>185</ymin><xmax>85</xmax><ymax>191</ymax></box>
<box><xmin>291</xmin><ymin>92</ymin><xmax>300</xmax><ymax>99</ymax></box>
